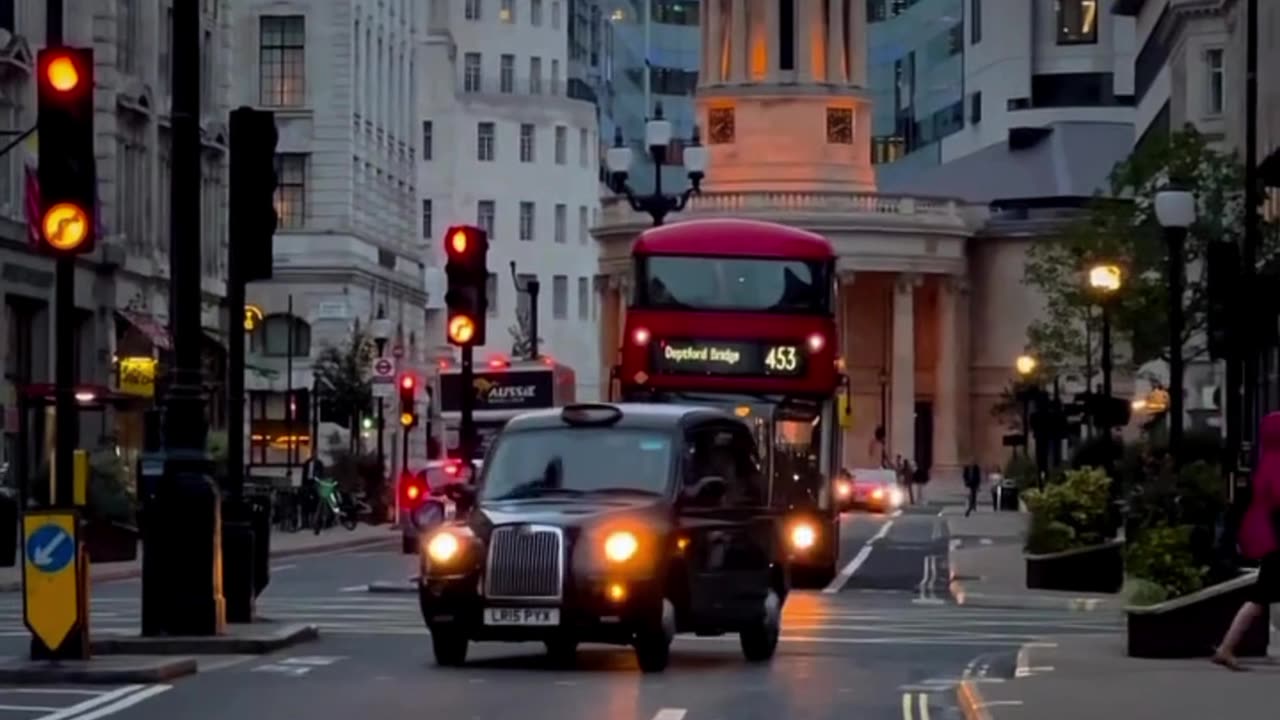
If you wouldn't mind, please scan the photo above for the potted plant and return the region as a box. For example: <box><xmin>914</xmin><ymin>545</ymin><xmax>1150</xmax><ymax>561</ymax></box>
<box><xmin>1123</xmin><ymin>460</ymin><xmax>1267</xmax><ymax>658</ymax></box>
<box><xmin>1023</xmin><ymin>466</ymin><xmax>1123</xmax><ymax>593</ymax></box>
<box><xmin>82</xmin><ymin>448</ymin><xmax>139</xmax><ymax>564</ymax></box>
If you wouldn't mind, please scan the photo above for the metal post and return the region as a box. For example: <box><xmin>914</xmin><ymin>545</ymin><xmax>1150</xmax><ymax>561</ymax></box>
<box><xmin>377</xmin><ymin>399</ymin><xmax>385</xmax><ymax>472</ymax></box>
<box><xmin>1100</xmin><ymin>304</ymin><xmax>1113</xmax><ymax>400</ymax></box>
<box><xmin>527</xmin><ymin>279</ymin><xmax>541</xmax><ymax>360</ymax></box>
<box><xmin>460</xmin><ymin>346</ymin><xmax>476</xmax><ymax>468</ymax></box>
<box><xmin>45</xmin><ymin>0</ymin><xmax>73</xmax><ymax>513</ymax></box>
<box><xmin>226</xmin><ymin>249</ymin><xmax>246</xmax><ymax>501</ymax></box>
<box><xmin>1241</xmin><ymin>0</ymin><xmax>1259</xmax><ymax>449</ymax></box>
<box><xmin>150</xmin><ymin>0</ymin><xmax>223</xmax><ymax>636</ymax></box>
<box><xmin>1084</xmin><ymin>307</ymin><xmax>1094</xmax><ymax>438</ymax></box>
<box><xmin>1168</xmin><ymin>227</ymin><xmax>1186</xmax><ymax>463</ymax></box>
<box><xmin>285</xmin><ymin>295</ymin><xmax>294</xmax><ymax>474</ymax></box>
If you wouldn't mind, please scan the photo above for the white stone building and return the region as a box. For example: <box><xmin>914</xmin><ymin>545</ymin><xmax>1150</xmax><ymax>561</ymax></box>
<box><xmin>228</xmin><ymin>0</ymin><xmax>434</xmax><ymax>476</ymax></box>
<box><xmin>1</xmin><ymin>0</ymin><xmax>233</xmax><ymax>481</ymax></box>
<box><xmin>418</xmin><ymin>0</ymin><xmax>602</xmax><ymax>400</ymax></box>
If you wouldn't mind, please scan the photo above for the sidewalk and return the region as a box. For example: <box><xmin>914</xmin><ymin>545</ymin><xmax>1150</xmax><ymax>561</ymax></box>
<box><xmin>946</xmin><ymin>508</ymin><xmax>1124</xmax><ymax>613</ymax></box>
<box><xmin>957</xmin><ymin>632</ymin><xmax>1278</xmax><ymax>720</ymax></box>
<box><xmin>0</xmin><ymin>523</ymin><xmax>395</xmax><ymax>592</ymax></box>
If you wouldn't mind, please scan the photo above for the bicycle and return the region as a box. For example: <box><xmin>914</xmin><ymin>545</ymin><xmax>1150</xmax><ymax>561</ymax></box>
<box><xmin>311</xmin><ymin>478</ymin><xmax>361</xmax><ymax>534</ymax></box>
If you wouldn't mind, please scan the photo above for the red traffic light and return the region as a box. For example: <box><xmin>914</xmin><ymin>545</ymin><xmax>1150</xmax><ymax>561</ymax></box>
<box><xmin>450</xmin><ymin>229</ymin><xmax>469</xmax><ymax>255</ymax></box>
<box><xmin>46</xmin><ymin>55</ymin><xmax>81</xmax><ymax>92</ymax></box>
<box><xmin>400</xmin><ymin>374</ymin><xmax>415</xmax><ymax>390</ymax></box>
<box><xmin>401</xmin><ymin>474</ymin><xmax>427</xmax><ymax>507</ymax></box>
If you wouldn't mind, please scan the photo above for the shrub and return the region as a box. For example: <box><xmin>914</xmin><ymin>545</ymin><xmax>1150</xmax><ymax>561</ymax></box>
<box><xmin>1125</xmin><ymin>524</ymin><xmax>1207</xmax><ymax>601</ymax></box>
<box><xmin>1023</xmin><ymin>466</ymin><xmax>1113</xmax><ymax>554</ymax></box>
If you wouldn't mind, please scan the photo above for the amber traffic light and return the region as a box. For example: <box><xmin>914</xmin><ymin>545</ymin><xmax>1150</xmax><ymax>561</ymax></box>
<box><xmin>37</xmin><ymin>48</ymin><xmax>96</xmax><ymax>255</ymax></box>
<box><xmin>444</xmin><ymin>225</ymin><xmax>488</xmax><ymax>347</ymax></box>
<box><xmin>399</xmin><ymin>374</ymin><xmax>418</xmax><ymax>429</ymax></box>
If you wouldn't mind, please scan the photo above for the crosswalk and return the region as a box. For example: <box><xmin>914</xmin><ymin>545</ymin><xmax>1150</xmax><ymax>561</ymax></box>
<box><xmin>0</xmin><ymin>590</ymin><xmax>1121</xmax><ymax>644</ymax></box>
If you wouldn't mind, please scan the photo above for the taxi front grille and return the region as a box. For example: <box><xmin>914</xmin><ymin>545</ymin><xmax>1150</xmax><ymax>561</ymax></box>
<box><xmin>485</xmin><ymin>525</ymin><xmax>563</xmax><ymax>599</ymax></box>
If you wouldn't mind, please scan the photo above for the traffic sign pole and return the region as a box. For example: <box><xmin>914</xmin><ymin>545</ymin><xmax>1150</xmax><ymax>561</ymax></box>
<box><xmin>23</xmin><ymin>510</ymin><xmax>89</xmax><ymax>660</ymax></box>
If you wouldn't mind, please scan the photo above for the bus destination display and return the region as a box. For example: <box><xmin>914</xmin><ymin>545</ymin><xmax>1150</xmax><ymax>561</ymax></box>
<box><xmin>652</xmin><ymin>339</ymin><xmax>807</xmax><ymax>377</ymax></box>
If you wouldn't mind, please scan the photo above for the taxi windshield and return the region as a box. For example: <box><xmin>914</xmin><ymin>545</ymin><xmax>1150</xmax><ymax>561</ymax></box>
<box><xmin>479</xmin><ymin>428</ymin><xmax>674</xmax><ymax>501</ymax></box>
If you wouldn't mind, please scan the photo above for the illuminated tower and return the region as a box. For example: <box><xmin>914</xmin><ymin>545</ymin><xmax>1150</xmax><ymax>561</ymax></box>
<box><xmin>696</xmin><ymin>0</ymin><xmax>874</xmax><ymax>193</ymax></box>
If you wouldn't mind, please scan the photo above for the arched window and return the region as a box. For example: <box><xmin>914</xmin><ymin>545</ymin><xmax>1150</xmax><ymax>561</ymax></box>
<box><xmin>252</xmin><ymin>314</ymin><xmax>311</xmax><ymax>357</ymax></box>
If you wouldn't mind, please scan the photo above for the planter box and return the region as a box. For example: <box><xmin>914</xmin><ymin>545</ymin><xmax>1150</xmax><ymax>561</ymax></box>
<box><xmin>83</xmin><ymin>519</ymin><xmax>139</xmax><ymax>564</ymax></box>
<box><xmin>1127</xmin><ymin>572</ymin><xmax>1270</xmax><ymax>659</ymax></box>
<box><xmin>1025</xmin><ymin>539</ymin><xmax>1124</xmax><ymax>594</ymax></box>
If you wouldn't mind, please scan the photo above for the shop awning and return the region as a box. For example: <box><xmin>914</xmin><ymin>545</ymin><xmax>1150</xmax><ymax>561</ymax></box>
<box><xmin>117</xmin><ymin>310</ymin><xmax>172</xmax><ymax>351</ymax></box>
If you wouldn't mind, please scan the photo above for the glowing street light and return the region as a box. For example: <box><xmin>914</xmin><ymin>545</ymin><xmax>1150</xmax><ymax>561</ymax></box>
<box><xmin>1015</xmin><ymin>354</ymin><xmax>1037</xmax><ymax>377</ymax></box>
<box><xmin>1087</xmin><ymin>263</ymin><xmax>1123</xmax><ymax>293</ymax></box>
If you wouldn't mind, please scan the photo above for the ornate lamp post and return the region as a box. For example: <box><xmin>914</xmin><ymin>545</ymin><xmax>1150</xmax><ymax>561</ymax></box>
<box><xmin>605</xmin><ymin>104</ymin><xmax>708</xmax><ymax>227</ymax></box>
<box><xmin>1155</xmin><ymin>187</ymin><xmax>1196</xmax><ymax>460</ymax></box>
<box><xmin>1087</xmin><ymin>262</ymin><xmax>1123</xmax><ymax>401</ymax></box>
<box><xmin>1015</xmin><ymin>354</ymin><xmax>1038</xmax><ymax>459</ymax></box>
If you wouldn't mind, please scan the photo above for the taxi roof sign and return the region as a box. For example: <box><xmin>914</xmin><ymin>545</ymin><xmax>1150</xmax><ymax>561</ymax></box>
<box><xmin>22</xmin><ymin>510</ymin><xmax>82</xmax><ymax>651</ymax></box>
<box><xmin>560</xmin><ymin>404</ymin><xmax>623</xmax><ymax>427</ymax></box>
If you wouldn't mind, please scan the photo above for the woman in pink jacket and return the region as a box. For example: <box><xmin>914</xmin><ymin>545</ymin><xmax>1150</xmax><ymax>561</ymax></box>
<box><xmin>1213</xmin><ymin>412</ymin><xmax>1280</xmax><ymax>670</ymax></box>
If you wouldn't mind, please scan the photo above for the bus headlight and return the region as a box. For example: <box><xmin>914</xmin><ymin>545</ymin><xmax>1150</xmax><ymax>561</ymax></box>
<box><xmin>791</xmin><ymin>523</ymin><xmax>817</xmax><ymax>550</ymax></box>
<box><xmin>426</xmin><ymin>531</ymin><xmax>461</xmax><ymax>564</ymax></box>
<box><xmin>604</xmin><ymin>531</ymin><xmax>639</xmax><ymax>562</ymax></box>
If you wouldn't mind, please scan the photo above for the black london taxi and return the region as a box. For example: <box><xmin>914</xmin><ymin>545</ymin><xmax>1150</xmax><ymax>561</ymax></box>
<box><xmin>416</xmin><ymin>403</ymin><xmax>788</xmax><ymax>672</ymax></box>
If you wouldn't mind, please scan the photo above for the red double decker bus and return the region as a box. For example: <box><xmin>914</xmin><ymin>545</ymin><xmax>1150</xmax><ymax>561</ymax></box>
<box><xmin>613</xmin><ymin>219</ymin><xmax>845</xmax><ymax>585</ymax></box>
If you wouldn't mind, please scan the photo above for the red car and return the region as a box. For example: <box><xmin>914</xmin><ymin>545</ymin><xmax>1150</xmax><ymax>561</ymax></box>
<box><xmin>835</xmin><ymin>469</ymin><xmax>904</xmax><ymax>513</ymax></box>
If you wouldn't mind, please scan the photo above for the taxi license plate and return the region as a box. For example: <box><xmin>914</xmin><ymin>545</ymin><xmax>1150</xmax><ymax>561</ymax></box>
<box><xmin>484</xmin><ymin>608</ymin><xmax>560</xmax><ymax>626</ymax></box>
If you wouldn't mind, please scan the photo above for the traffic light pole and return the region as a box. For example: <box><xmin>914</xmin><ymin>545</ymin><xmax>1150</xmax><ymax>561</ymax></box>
<box><xmin>460</xmin><ymin>347</ymin><xmax>476</xmax><ymax>469</ymax></box>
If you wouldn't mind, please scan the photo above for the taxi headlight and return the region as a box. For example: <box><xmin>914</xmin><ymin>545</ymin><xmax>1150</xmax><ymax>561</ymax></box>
<box><xmin>603</xmin><ymin>531</ymin><xmax>639</xmax><ymax>562</ymax></box>
<box><xmin>426</xmin><ymin>531</ymin><xmax>461</xmax><ymax>563</ymax></box>
<box><xmin>791</xmin><ymin>523</ymin><xmax>817</xmax><ymax>549</ymax></box>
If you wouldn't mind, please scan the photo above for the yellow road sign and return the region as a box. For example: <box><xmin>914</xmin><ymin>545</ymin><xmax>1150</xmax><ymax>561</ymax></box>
<box><xmin>22</xmin><ymin>510</ymin><xmax>81</xmax><ymax>650</ymax></box>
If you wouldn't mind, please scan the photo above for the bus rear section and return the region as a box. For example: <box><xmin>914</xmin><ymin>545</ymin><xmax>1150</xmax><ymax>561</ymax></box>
<box><xmin>615</xmin><ymin>219</ymin><xmax>845</xmax><ymax>586</ymax></box>
<box><xmin>435</xmin><ymin>357</ymin><xmax>576</xmax><ymax>461</ymax></box>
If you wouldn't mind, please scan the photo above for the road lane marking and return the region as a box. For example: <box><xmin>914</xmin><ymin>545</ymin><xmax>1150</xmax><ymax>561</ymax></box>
<box><xmin>918</xmin><ymin>693</ymin><xmax>931</xmax><ymax>720</ymax></box>
<box><xmin>901</xmin><ymin>692</ymin><xmax>913</xmax><ymax>720</ymax></box>
<box><xmin>40</xmin><ymin>686</ymin><xmax>148</xmax><ymax>720</ymax></box>
<box><xmin>271</xmin><ymin>564</ymin><xmax>297</xmax><ymax>572</ymax></box>
<box><xmin>0</xmin><ymin>689</ymin><xmax>102</xmax><ymax>696</ymax></box>
<box><xmin>823</xmin><ymin>519</ymin><xmax>895</xmax><ymax>593</ymax></box>
<box><xmin>0</xmin><ymin>703</ymin><xmax>59</xmax><ymax>711</ymax></box>
<box><xmin>73</xmin><ymin>685</ymin><xmax>172</xmax><ymax>720</ymax></box>
<box><xmin>651</xmin><ymin>709</ymin><xmax>686</xmax><ymax>720</ymax></box>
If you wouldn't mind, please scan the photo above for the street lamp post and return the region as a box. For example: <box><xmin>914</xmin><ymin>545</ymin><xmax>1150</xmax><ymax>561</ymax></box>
<box><xmin>1015</xmin><ymin>354</ymin><xmax>1037</xmax><ymax>460</ymax></box>
<box><xmin>1087</xmin><ymin>263</ymin><xmax>1123</xmax><ymax>401</ymax></box>
<box><xmin>370</xmin><ymin>307</ymin><xmax>392</xmax><ymax>481</ymax></box>
<box><xmin>1155</xmin><ymin>188</ymin><xmax>1196</xmax><ymax>462</ymax></box>
<box><xmin>605</xmin><ymin>104</ymin><xmax>709</xmax><ymax>227</ymax></box>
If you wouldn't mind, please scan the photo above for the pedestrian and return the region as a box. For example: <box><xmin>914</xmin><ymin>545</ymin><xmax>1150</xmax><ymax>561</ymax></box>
<box><xmin>963</xmin><ymin>459</ymin><xmax>982</xmax><ymax>516</ymax></box>
<box><xmin>1212</xmin><ymin>412</ymin><xmax>1280</xmax><ymax>671</ymax></box>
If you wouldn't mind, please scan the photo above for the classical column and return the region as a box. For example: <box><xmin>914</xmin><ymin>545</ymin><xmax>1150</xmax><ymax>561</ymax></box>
<box><xmin>706</xmin><ymin>0</ymin><xmax>724</xmax><ymax>84</ymax></box>
<box><xmin>847</xmin><ymin>0</ymin><xmax>867</xmax><ymax>86</ymax></box>
<box><xmin>933</xmin><ymin>276</ymin><xmax>960</xmax><ymax>473</ymax></box>
<box><xmin>764</xmin><ymin>0</ymin><xmax>780</xmax><ymax>81</ymax></box>
<box><xmin>796</xmin><ymin>0</ymin><xmax>814</xmax><ymax>81</ymax></box>
<box><xmin>699</xmin><ymin>0</ymin><xmax>710</xmax><ymax>80</ymax></box>
<box><xmin>827</xmin><ymin>0</ymin><xmax>846</xmax><ymax>84</ymax></box>
<box><xmin>837</xmin><ymin>270</ymin><xmax>856</xmax><ymax>467</ymax></box>
<box><xmin>891</xmin><ymin>274</ymin><xmax>916</xmax><ymax>464</ymax></box>
<box><xmin>729</xmin><ymin>0</ymin><xmax>749</xmax><ymax>82</ymax></box>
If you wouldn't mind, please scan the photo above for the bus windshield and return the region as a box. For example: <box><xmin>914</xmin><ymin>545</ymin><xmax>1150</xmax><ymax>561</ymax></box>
<box><xmin>635</xmin><ymin>255</ymin><xmax>832</xmax><ymax>314</ymax></box>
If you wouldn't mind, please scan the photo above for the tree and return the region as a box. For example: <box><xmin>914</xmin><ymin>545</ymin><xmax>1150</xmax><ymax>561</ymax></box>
<box><xmin>313</xmin><ymin>328</ymin><xmax>375</xmax><ymax>450</ymax></box>
<box><xmin>1023</xmin><ymin>125</ymin><xmax>1278</xmax><ymax>376</ymax></box>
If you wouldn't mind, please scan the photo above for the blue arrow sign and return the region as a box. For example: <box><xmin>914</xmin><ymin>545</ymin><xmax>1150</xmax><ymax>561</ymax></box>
<box><xmin>25</xmin><ymin>524</ymin><xmax>74</xmax><ymax>574</ymax></box>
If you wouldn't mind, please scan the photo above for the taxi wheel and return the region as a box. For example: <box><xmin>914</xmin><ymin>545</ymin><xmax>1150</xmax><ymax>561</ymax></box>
<box><xmin>544</xmin><ymin>639</ymin><xmax>579</xmax><ymax>667</ymax></box>
<box><xmin>740</xmin><ymin>589</ymin><xmax>781</xmax><ymax>662</ymax></box>
<box><xmin>634</xmin><ymin>633</ymin><xmax>670</xmax><ymax>673</ymax></box>
<box><xmin>430</xmin><ymin>629</ymin><xmax>469</xmax><ymax>666</ymax></box>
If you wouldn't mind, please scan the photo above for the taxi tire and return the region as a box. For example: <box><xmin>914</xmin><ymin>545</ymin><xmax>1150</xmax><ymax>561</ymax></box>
<box><xmin>634</xmin><ymin>633</ymin><xmax>671</xmax><ymax>673</ymax></box>
<box><xmin>430</xmin><ymin>628</ymin><xmax>469</xmax><ymax>666</ymax></box>
<box><xmin>739</xmin><ymin>589</ymin><xmax>781</xmax><ymax>662</ymax></box>
<box><xmin>544</xmin><ymin>639</ymin><xmax>579</xmax><ymax>667</ymax></box>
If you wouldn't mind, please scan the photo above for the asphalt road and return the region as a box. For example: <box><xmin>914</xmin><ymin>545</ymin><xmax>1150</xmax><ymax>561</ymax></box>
<box><xmin>0</xmin><ymin>504</ymin><xmax>1121</xmax><ymax>720</ymax></box>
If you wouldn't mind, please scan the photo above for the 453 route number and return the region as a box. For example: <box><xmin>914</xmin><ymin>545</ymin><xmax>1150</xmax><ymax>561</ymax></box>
<box><xmin>764</xmin><ymin>345</ymin><xmax>799</xmax><ymax>372</ymax></box>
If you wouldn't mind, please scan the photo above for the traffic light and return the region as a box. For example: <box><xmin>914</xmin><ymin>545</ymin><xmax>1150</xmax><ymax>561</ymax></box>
<box><xmin>36</xmin><ymin>47</ymin><xmax>96</xmax><ymax>255</ymax></box>
<box><xmin>444</xmin><ymin>225</ymin><xmax>489</xmax><ymax>346</ymax></box>
<box><xmin>399</xmin><ymin>373</ymin><xmax>418</xmax><ymax>428</ymax></box>
<box><xmin>229</xmin><ymin>107</ymin><xmax>279</xmax><ymax>283</ymax></box>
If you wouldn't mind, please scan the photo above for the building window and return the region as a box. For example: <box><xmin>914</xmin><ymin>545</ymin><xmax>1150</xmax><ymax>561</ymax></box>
<box><xmin>577</xmin><ymin>277</ymin><xmax>589</xmax><ymax>320</ymax></box>
<box><xmin>529</xmin><ymin>57</ymin><xmax>542</xmax><ymax>94</ymax></box>
<box><xmin>552</xmin><ymin>275</ymin><xmax>568</xmax><ymax>319</ymax></box>
<box><xmin>486</xmin><ymin>273</ymin><xmax>499</xmax><ymax>316</ymax></box>
<box><xmin>259</xmin><ymin>15</ymin><xmax>306</xmax><ymax>107</ymax></box>
<box><xmin>578</xmin><ymin>128</ymin><xmax>588</xmax><ymax>166</ymax></box>
<box><xmin>551</xmin><ymin>59</ymin><xmax>561</xmax><ymax>94</ymax></box>
<box><xmin>554</xmin><ymin>126</ymin><xmax>567</xmax><ymax>164</ymax></box>
<box><xmin>708</xmin><ymin>107</ymin><xmax>735</xmax><ymax>144</ymax></box>
<box><xmin>477</xmin><ymin>200</ymin><xmax>496</xmax><ymax>236</ymax></box>
<box><xmin>477</xmin><ymin>122</ymin><xmax>495</xmax><ymax>161</ymax></box>
<box><xmin>970</xmin><ymin>0</ymin><xmax>981</xmax><ymax>44</ymax></box>
<box><xmin>532</xmin><ymin>0</ymin><xmax>543</xmax><ymax>25</ymax></box>
<box><xmin>1206</xmin><ymin>47</ymin><xmax>1225</xmax><ymax>116</ymax></box>
<box><xmin>422</xmin><ymin>120</ymin><xmax>433</xmax><ymax>160</ymax></box>
<box><xmin>552</xmin><ymin>0</ymin><xmax>561</xmax><ymax>28</ymax></box>
<box><xmin>520</xmin><ymin>123</ymin><xmax>536</xmax><ymax>162</ymax></box>
<box><xmin>1057</xmin><ymin>0</ymin><xmax>1098</xmax><ymax>45</ymax></box>
<box><xmin>554</xmin><ymin>203</ymin><xmax>567</xmax><ymax>243</ymax></box>
<box><xmin>466</xmin><ymin>0</ymin><xmax>481</xmax><ymax>20</ymax></box>
<box><xmin>578</xmin><ymin>205</ymin><xmax>588</xmax><ymax>244</ymax></box>
<box><xmin>464</xmin><ymin>52</ymin><xmax>482</xmax><ymax>92</ymax></box>
<box><xmin>421</xmin><ymin>198</ymin><xmax>432</xmax><ymax>240</ymax></box>
<box><xmin>519</xmin><ymin>201</ymin><xmax>535</xmax><ymax>241</ymax></box>
<box><xmin>500</xmin><ymin>54</ymin><xmax>515</xmax><ymax>93</ymax></box>
<box><xmin>257</xmin><ymin>315</ymin><xmax>312</xmax><ymax>357</ymax></box>
<box><xmin>826</xmin><ymin>108</ymin><xmax>853</xmax><ymax>144</ymax></box>
<box><xmin>274</xmin><ymin>153</ymin><xmax>306</xmax><ymax>227</ymax></box>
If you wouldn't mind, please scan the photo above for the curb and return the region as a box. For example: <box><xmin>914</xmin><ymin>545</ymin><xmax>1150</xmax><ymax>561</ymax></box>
<box><xmin>91</xmin><ymin>623</ymin><xmax>319</xmax><ymax>656</ymax></box>
<box><xmin>955</xmin><ymin>679</ymin><xmax>992</xmax><ymax>720</ymax></box>
<box><xmin>948</xmin><ymin>580</ymin><xmax>1114</xmax><ymax>613</ymax></box>
<box><xmin>0</xmin><ymin>657</ymin><xmax>198</xmax><ymax>684</ymax></box>
<box><xmin>0</xmin><ymin>534</ymin><xmax>396</xmax><ymax>593</ymax></box>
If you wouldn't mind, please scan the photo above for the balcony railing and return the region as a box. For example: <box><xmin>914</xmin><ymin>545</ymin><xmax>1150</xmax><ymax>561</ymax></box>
<box><xmin>599</xmin><ymin>190</ymin><xmax>968</xmax><ymax>227</ymax></box>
